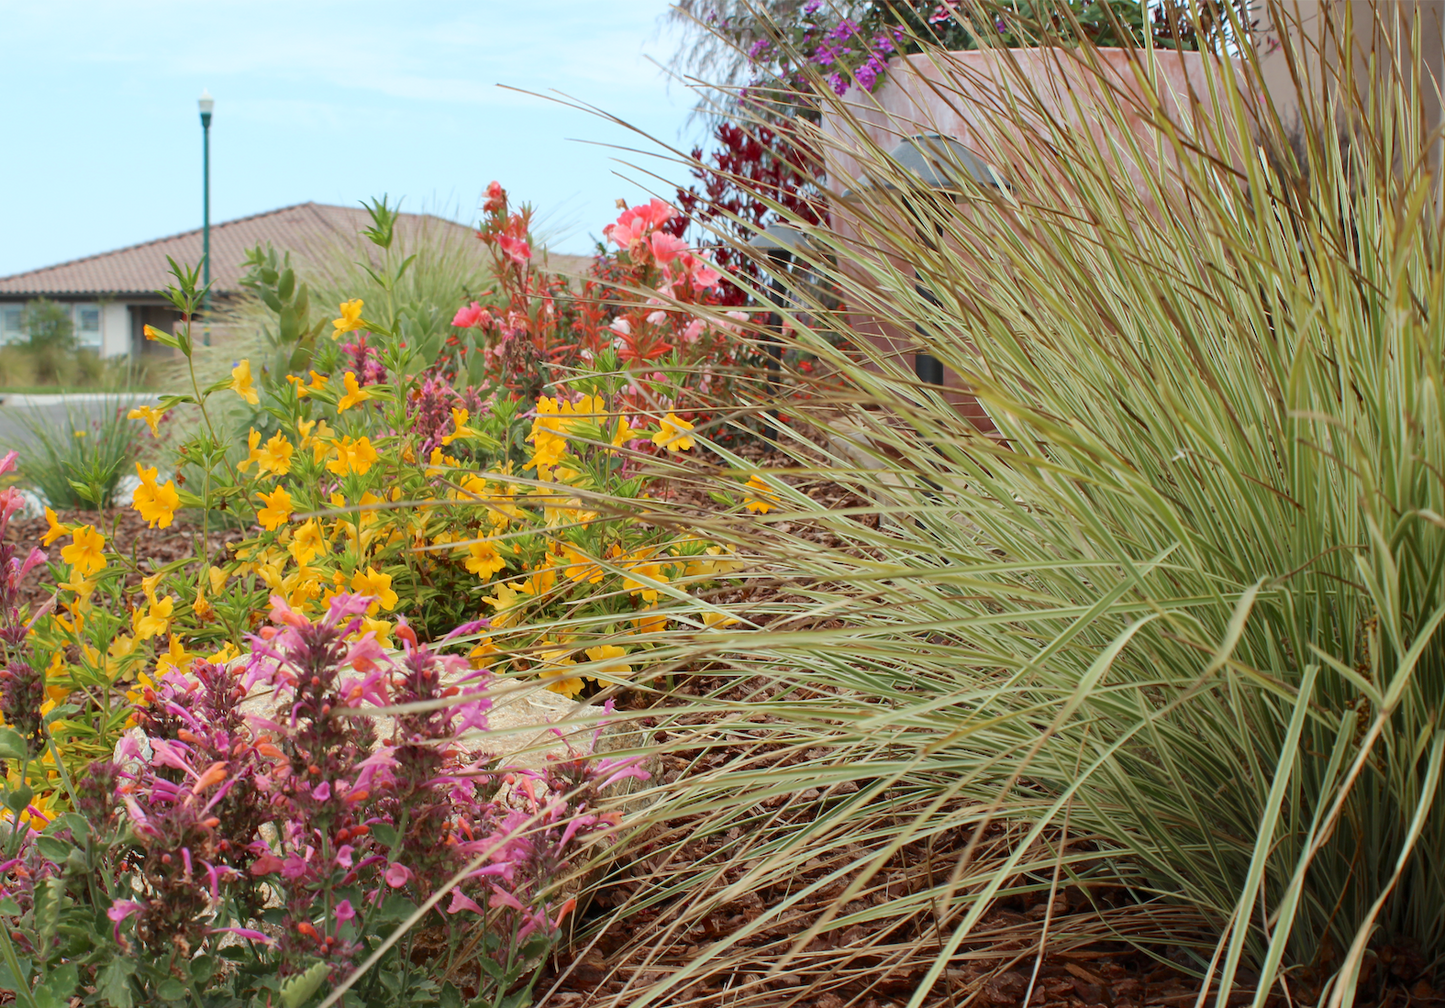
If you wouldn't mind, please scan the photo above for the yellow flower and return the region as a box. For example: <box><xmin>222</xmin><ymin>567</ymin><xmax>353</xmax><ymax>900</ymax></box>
<box><xmin>350</xmin><ymin>566</ymin><xmax>398</xmax><ymax>612</ymax></box>
<box><xmin>517</xmin><ymin>564</ymin><xmax>557</xmax><ymax>598</ymax></box>
<box><xmin>620</xmin><ymin>549</ymin><xmax>670</xmax><ymax>603</ymax></box>
<box><xmin>61</xmin><ymin>525</ymin><xmax>107</xmax><ymax>576</ymax></box>
<box><xmin>464</xmin><ymin>539</ymin><xmax>507</xmax><ymax>578</ymax></box>
<box><xmin>703</xmin><ymin>611</ymin><xmax>741</xmax><ymax>630</ymax></box>
<box><xmin>558</xmin><ymin>543</ymin><xmax>603</xmax><ymax>584</ymax></box>
<box><xmin>192</xmin><ymin>584</ymin><xmax>213</xmax><ymax>621</ymax></box>
<box><xmin>325</xmin><ymin>435</ymin><xmax>379</xmax><ymax>476</ymax></box>
<box><xmin>536</xmin><ymin>642</ymin><xmax>582</xmax><ymax>697</ymax></box>
<box><xmin>743</xmin><ymin>474</ymin><xmax>780</xmax><ymax>514</ymax></box>
<box><xmin>298</xmin><ymin>418</ymin><xmax>335</xmax><ymax>455</ymax></box>
<box><xmin>584</xmin><ymin>644</ymin><xmax>632</xmax><ymax>680</ymax></box>
<box><xmin>467</xmin><ymin>638</ymin><xmax>500</xmax><ymax>669</ymax></box>
<box><xmin>256</xmin><ymin>486</ymin><xmax>293</xmax><ymax>531</ymax></box>
<box><xmin>132</xmin><ymin>463</ymin><xmax>180</xmax><ymax>529</ymax></box>
<box><xmin>237</xmin><ymin>429</ymin><xmax>263</xmax><ymax>473</ymax></box>
<box><xmin>632</xmin><ymin>606</ymin><xmax>667</xmax><ymax>635</ymax></box>
<box><xmin>332</xmin><ymin>299</ymin><xmax>365</xmax><ymax>335</ymax></box>
<box><xmin>441</xmin><ymin>408</ymin><xmax>482</xmax><ymax>446</ymax></box>
<box><xmin>142</xmin><ymin>324</ymin><xmax>165</xmax><ymax>341</ymax></box>
<box><xmin>287</xmin><ymin>369</ymin><xmax>329</xmax><ymax>397</ymax></box>
<box><xmin>127</xmin><ymin>404</ymin><xmax>167</xmax><ymax>437</ymax></box>
<box><xmin>208</xmin><ymin>565</ymin><xmax>229</xmax><ymax>596</ymax></box>
<box><xmin>229</xmin><ymin>360</ymin><xmax>259</xmax><ymax>405</ymax></box>
<box><xmin>41</xmin><ymin>507</ymin><xmax>70</xmax><ymax>547</ymax></box>
<box><xmin>610</xmin><ymin>416</ymin><xmax>642</xmax><ymax>448</ymax></box>
<box><xmin>481</xmin><ymin>582</ymin><xmax>524</xmax><ymax>629</ymax></box>
<box><xmin>356</xmin><ymin>615</ymin><xmax>393</xmax><ymax>649</ymax></box>
<box><xmin>337</xmin><ymin>371</ymin><xmax>372</xmax><ymax>411</ymax></box>
<box><xmin>290</xmin><ymin>519</ymin><xmax>326</xmax><ymax>565</ymax></box>
<box><xmin>132</xmin><ymin>594</ymin><xmax>175</xmax><ymax>640</ymax></box>
<box><xmin>154</xmin><ymin>635</ymin><xmax>199</xmax><ymax>675</ymax></box>
<box><xmin>258</xmin><ymin>433</ymin><xmax>294</xmax><ymax>477</ymax></box>
<box><xmin>207</xmin><ymin>642</ymin><xmax>240</xmax><ymax>665</ymax></box>
<box><xmin>652</xmin><ymin>413</ymin><xmax>695</xmax><ymax>452</ymax></box>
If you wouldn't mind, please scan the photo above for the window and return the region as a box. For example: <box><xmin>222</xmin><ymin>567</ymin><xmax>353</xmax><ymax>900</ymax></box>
<box><xmin>0</xmin><ymin>306</ymin><xmax>22</xmax><ymax>345</ymax></box>
<box><xmin>73</xmin><ymin>303</ymin><xmax>101</xmax><ymax>348</ymax></box>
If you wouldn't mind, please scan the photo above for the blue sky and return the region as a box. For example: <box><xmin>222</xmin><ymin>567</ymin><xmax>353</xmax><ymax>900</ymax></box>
<box><xmin>0</xmin><ymin>0</ymin><xmax>704</xmax><ymax>277</ymax></box>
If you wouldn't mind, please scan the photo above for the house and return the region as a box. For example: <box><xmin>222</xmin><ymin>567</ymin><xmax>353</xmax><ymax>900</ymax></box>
<box><xmin>0</xmin><ymin>203</ymin><xmax>480</xmax><ymax>359</ymax></box>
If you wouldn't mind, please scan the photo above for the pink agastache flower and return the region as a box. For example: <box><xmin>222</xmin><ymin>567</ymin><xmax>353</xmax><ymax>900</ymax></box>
<box><xmin>384</xmin><ymin>862</ymin><xmax>412</xmax><ymax>887</ymax></box>
<box><xmin>0</xmin><ymin>450</ymin><xmax>16</xmax><ymax>477</ymax></box>
<box><xmin>448</xmin><ymin>889</ymin><xmax>485</xmax><ymax>915</ymax></box>
<box><xmin>335</xmin><ymin>899</ymin><xmax>356</xmax><ymax>922</ymax></box>
<box><xmin>649</xmin><ymin>231</ymin><xmax>688</xmax><ymax>265</ymax></box>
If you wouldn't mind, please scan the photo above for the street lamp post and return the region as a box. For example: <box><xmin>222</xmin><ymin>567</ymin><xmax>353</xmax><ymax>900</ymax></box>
<box><xmin>748</xmin><ymin>222</ymin><xmax>810</xmax><ymax>438</ymax></box>
<box><xmin>198</xmin><ymin>89</ymin><xmax>214</xmax><ymax>345</ymax></box>
<box><xmin>843</xmin><ymin>134</ymin><xmax>1004</xmax><ymax>386</ymax></box>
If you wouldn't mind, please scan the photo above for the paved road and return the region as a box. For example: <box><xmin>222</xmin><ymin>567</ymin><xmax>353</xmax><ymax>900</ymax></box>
<box><xmin>0</xmin><ymin>392</ymin><xmax>162</xmax><ymax>458</ymax></box>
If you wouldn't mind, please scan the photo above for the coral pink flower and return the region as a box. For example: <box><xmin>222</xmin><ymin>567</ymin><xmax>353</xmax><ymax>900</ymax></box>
<box><xmin>452</xmin><ymin>302</ymin><xmax>488</xmax><ymax>328</ymax></box>
<box><xmin>497</xmin><ymin>233</ymin><xmax>531</xmax><ymax>264</ymax></box>
<box><xmin>649</xmin><ymin>231</ymin><xmax>688</xmax><ymax>265</ymax></box>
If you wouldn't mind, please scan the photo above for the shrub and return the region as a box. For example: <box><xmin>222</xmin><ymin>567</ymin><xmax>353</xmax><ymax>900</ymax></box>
<box><xmin>17</xmin><ymin>397</ymin><xmax>142</xmax><ymax>509</ymax></box>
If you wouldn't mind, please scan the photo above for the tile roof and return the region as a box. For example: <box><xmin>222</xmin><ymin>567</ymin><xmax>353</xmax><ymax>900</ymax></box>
<box><xmin>0</xmin><ymin>203</ymin><xmax>478</xmax><ymax>298</ymax></box>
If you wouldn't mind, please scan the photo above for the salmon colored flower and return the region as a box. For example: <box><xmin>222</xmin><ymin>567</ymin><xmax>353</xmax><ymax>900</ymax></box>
<box><xmin>332</xmin><ymin>299</ymin><xmax>365</xmax><ymax>335</ymax></box>
<box><xmin>228</xmin><ymin>360</ymin><xmax>259</xmax><ymax>405</ymax></box>
<box><xmin>256</xmin><ymin>486</ymin><xmax>293</xmax><ymax>531</ymax></box>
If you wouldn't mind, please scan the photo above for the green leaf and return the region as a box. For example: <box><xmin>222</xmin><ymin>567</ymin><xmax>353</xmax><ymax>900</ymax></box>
<box><xmin>0</xmin><ymin>727</ymin><xmax>29</xmax><ymax>760</ymax></box>
<box><xmin>278</xmin><ymin>268</ymin><xmax>295</xmax><ymax>301</ymax></box>
<box><xmin>155</xmin><ymin>978</ymin><xmax>187</xmax><ymax>1001</ymax></box>
<box><xmin>32</xmin><ymin>836</ymin><xmax>70</xmax><ymax>863</ymax></box>
<box><xmin>0</xmin><ymin>955</ymin><xmax>31</xmax><ymax>993</ymax></box>
<box><xmin>96</xmin><ymin>959</ymin><xmax>137</xmax><ymax>1008</ymax></box>
<box><xmin>0</xmin><ymin>897</ymin><xmax>20</xmax><ymax>916</ymax></box>
<box><xmin>439</xmin><ymin>982</ymin><xmax>463</xmax><ymax>1008</ymax></box>
<box><xmin>32</xmin><ymin>962</ymin><xmax>78</xmax><ymax>1008</ymax></box>
<box><xmin>279</xmin><ymin>961</ymin><xmax>329</xmax><ymax>1008</ymax></box>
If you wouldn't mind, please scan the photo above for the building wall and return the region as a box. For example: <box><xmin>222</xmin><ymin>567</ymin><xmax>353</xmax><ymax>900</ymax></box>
<box><xmin>101</xmin><ymin>302</ymin><xmax>130</xmax><ymax>359</ymax></box>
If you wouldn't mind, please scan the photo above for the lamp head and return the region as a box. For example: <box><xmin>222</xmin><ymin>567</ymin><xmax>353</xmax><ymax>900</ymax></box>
<box><xmin>198</xmin><ymin>89</ymin><xmax>214</xmax><ymax>126</ymax></box>
<box><xmin>886</xmin><ymin>134</ymin><xmax>1003</xmax><ymax>192</ymax></box>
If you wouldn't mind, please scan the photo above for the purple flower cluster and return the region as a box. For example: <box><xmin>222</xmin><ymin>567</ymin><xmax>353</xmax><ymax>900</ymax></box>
<box><xmin>406</xmin><ymin>376</ymin><xmax>488</xmax><ymax>458</ymax></box>
<box><xmin>340</xmin><ymin>333</ymin><xmax>388</xmax><ymax>386</ymax></box>
<box><xmin>0</xmin><ymin>451</ymin><xmax>48</xmax><ymax>757</ymax></box>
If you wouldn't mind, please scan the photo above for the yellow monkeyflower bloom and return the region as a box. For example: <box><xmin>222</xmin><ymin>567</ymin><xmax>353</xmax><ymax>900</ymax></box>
<box><xmin>155</xmin><ymin>635</ymin><xmax>199</xmax><ymax>675</ymax></box>
<box><xmin>237</xmin><ymin>429</ymin><xmax>263</xmax><ymax>474</ymax></box>
<box><xmin>41</xmin><ymin>507</ymin><xmax>70</xmax><ymax>547</ymax></box>
<box><xmin>441</xmin><ymin>408</ymin><xmax>482</xmax><ymax>446</ymax></box>
<box><xmin>132</xmin><ymin>594</ymin><xmax>175</xmax><ymax>641</ymax></box>
<box><xmin>127</xmin><ymin>404</ymin><xmax>167</xmax><ymax>437</ymax></box>
<box><xmin>256</xmin><ymin>485</ymin><xmax>293</xmax><ymax>531</ymax></box>
<box><xmin>142</xmin><ymin>324</ymin><xmax>166</xmax><ymax>341</ymax></box>
<box><xmin>337</xmin><ymin>371</ymin><xmax>372</xmax><ymax>411</ymax></box>
<box><xmin>481</xmin><ymin>581</ymin><xmax>524</xmax><ymax>629</ymax></box>
<box><xmin>325</xmin><ymin>435</ymin><xmax>379</xmax><ymax>476</ymax></box>
<box><xmin>350</xmin><ymin>566</ymin><xmax>398</xmax><ymax>612</ymax></box>
<box><xmin>61</xmin><ymin>525</ymin><xmax>107</xmax><ymax>576</ymax></box>
<box><xmin>584</xmin><ymin>644</ymin><xmax>632</xmax><ymax>680</ymax></box>
<box><xmin>298</xmin><ymin>417</ymin><xmax>335</xmax><ymax>455</ymax></box>
<box><xmin>652</xmin><ymin>412</ymin><xmax>695</xmax><ymax>452</ymax></box>
<box><xmin>132</xmin><ymin>463</ymin><xmax>180</xmax><ymax>529</ymax></box>
<box><xmin>620</xmin><ymin>549</ymin><xmax>670</xmax><ymax>603</ymax></box>
<box><xmin>229</xmin><ymin>360</ymin><xmax>260</xmax><ymax>405</ymax></box>
<box><xmin>286</xmin><ymin>369</ymin><xmax>329</xmax><ymax>397</ymax></box>
<box><xmin>332</xmin><ymin>299</ymin><xmax>364</xmax><ymax>335</ymax></box>
<box><xmin>632</xmin><ymin>605</ymin><xmax>667</xmax><ymax>635</ymax></box>
<box><xmin>464</xmin><ymin>540</ymin><xmax>507</xmax><ymax>578</ymax></box>
<box><xmin>208</xmin><ymin>565</ymin><xmax>229</xmax><ymax>596</ymax></box>
<box><xmin>192</xmin><ymin>582</ymin><xmax>213</xmax><ymax>620</ymax></box>
<box><xmin>558</xmin><ymin>543</ymin><xmax>603</xmax><ymax>584</ymax></box>
<box><xmin>290</xmin><ymin>519</ymin><xmax>326</xmax><ymax>565</ymax></box>
<box><xmin>536</xmin><ymin>642</ymin><xmax>582</xmax><ymax>697</ymax></box>
<box><xmin>610</xmin><ymin>416</ymin><xmax>642</xmax><ymax>448</ymax></box>
<box><xmin>257</xmin><ymin>433</ymin><xmax>294</xmax><ymax>477</ymax></box>
<box><xmin>743</xmin><ymin>474</ymin><xmax>780</xmax><ymax>514</ymax></box>
<box><xmin>703</xmin><ymin>611</ymin><xmax>741</xmax><ymax>630</ymax></box>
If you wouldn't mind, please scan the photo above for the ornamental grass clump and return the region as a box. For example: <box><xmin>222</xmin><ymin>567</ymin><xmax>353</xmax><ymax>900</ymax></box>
<box><xmin>543</xmin><ymin>2</ymin><xmax>1445</xmax><ymax>1005</ymax></box>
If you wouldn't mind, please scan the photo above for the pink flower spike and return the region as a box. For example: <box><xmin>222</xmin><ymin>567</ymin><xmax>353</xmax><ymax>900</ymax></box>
<box><xmin>385</xmin><ymin>862</ymin><xmax>412</xmax><ymax>888</ymax></box>
<box><xmin>0</xmin><ymin>451</ymin><xmax>16</xmax><ymax>479</ymax></box>
<box><xmin>335</xmin><ymin>899</ymin><xmax>356</xmax><ymax>923</ymax></box>
<box><xmin>448</xmin><ymin>889</ymin><xmax>485</xmax><ymax>915</ymax></box>
<box><xmin>16</xmin><ymin>547</ymin><xmax>46</xmax><ymax>582</ymax></box>
<box><xmin>335</xmin><ymin>843</ymin><xmax>355</xmax><ymax>868</ymax></box>
<box><xmin>268</xmin><ymin>594</ymin><xmax>310</xmax><ymax>629</ymax></box>
<box><xmin>209</xmin><ymin>926</ymin><xmax>277</xmax><ymax>945</ymax></box>
<box><xmin>312</xmin><ymin>781</ymin><xmax>332</xmax><ymax>802</ymax></box>
<box><xmin>487</xmin><ymin>884</ymin><xmax>524</xmax><ymax>912</ymax></box>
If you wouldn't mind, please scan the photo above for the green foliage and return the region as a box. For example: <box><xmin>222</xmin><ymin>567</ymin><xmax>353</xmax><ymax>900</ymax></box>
<box><xmin>17</xmin><ymin>399</ymin><xmax>141</xmax><ymax>509</ymax></box>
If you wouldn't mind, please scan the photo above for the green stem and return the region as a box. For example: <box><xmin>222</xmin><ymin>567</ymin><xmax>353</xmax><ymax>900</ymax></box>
<box><xmin>0</xmin><ymin>927</ymin><xmax>38</xmax><ymax>1008</ymax></box>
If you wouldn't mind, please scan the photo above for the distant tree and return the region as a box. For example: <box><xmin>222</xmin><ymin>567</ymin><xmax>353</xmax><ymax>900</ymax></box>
<box><xmin>21</xmin><ymin>297</ymin><xmax>76</xmax><ymax>384</ymax></box>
